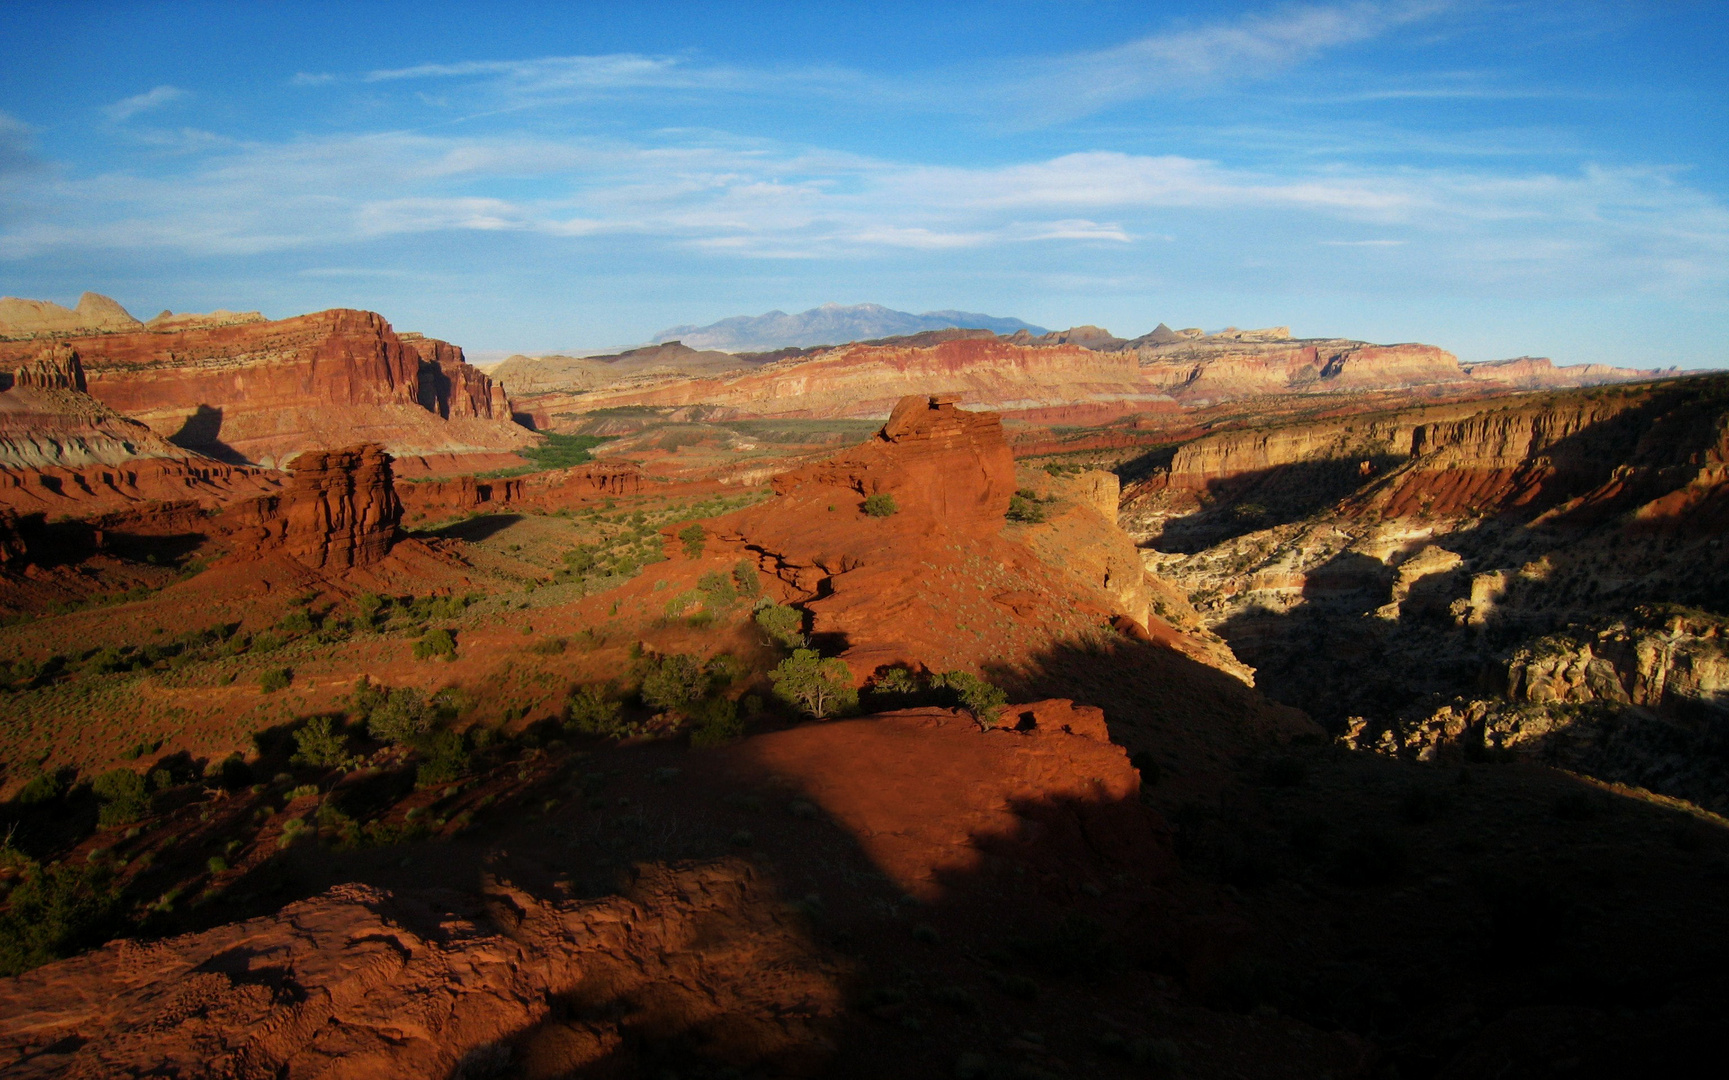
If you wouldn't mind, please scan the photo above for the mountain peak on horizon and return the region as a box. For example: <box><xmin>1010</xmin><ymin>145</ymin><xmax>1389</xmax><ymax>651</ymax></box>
<box><xmin>652</xmin><ymin>303</ymin><xmax>1047</xmax><ymax>353</ymax></box>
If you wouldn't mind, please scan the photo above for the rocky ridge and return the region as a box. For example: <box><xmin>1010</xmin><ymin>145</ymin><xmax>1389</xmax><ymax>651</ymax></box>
<box><xmin>0</xmin><ymin>308</ymin><xmax>534</xmax><ymax>468</ymax></box>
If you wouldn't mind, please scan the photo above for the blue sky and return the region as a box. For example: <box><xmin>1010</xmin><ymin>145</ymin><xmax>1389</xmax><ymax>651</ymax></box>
<box><xmin>1</xmin><ymin>1</ymin><xmax>1725</xmax><ymax>364</ymax></box>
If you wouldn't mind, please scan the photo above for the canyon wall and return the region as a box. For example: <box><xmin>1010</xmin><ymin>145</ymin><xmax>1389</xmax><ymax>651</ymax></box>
<box><xmin>513</xmin><ymin>338</ymin><xmax>1182</xmax><ymax>425</ymax></box>
<box><xmin>0</xmin><ymin>309</ymin><xmax>534</xmax><ymax>468</ymax></box>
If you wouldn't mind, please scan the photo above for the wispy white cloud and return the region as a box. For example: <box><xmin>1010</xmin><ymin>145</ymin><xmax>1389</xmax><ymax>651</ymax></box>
<box><xmin>2</xmin><ymin>126</ymin><xmax>1722</xmax><ymax>300</ymax></box>
<box><xmin>104</xmin><ymin>85</ymin><xmax>187</xmax><ymax>122</ymax></box>
<box><xmin>993</xmin><ymin>1</ymin><xmax>1454</xmax><ymax>122</ymax></box>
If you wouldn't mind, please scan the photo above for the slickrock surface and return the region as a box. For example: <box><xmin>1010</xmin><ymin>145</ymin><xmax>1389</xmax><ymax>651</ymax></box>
<box><xmin>0</xmin><ymin>309</ymin><xmax>534</xmax><ymax>467</ymax></box>
<box><xmin>0</xmin><ymin>862</ymin><xmax>844</xmax><ymax>1080</ymax></box>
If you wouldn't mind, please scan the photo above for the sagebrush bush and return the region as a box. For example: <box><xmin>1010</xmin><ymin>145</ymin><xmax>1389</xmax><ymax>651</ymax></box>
<box><xmin>863</xmin><ymin>493</ymin><xmax>898</xmax><ymax>517</ymax></box>
<box><xmin>259</xmin><ymin>667</ymin><xmax>293</xmax><ymax>693</ymax></box>
<box><xmin>678</xmin><ymin>524</ymin><xmax>706</xmax><ymax>558</ymax></box>
<box><xmin>414</xmin><ymin>628</ymin><xmax>457</xmax><ymax>661</ymax></box>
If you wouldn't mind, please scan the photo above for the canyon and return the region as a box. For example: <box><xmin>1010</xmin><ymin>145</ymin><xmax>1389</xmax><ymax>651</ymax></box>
<box><xmin>0</xmin><ymin>294</ymin><xmax>1725</xmax><ymax>1080</ymax></box>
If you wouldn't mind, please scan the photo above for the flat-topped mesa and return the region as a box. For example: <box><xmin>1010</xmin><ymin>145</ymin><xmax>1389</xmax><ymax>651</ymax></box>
<box><xmin>234</xmin><ymin>443</ymin><xmax>400</xmax><ymax>570</ymax></box>
<box><xmin>774</xmin><ymin>394</ymin><xmax>1015</xmax><ymax>536</ymax></box>
<box><xmin>7</xmin><ymin>343</ymin><xmax>86</xmax><ymax>391</ymax></box>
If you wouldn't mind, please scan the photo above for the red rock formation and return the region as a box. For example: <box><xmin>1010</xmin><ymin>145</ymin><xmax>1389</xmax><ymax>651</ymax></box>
<box><xmin>733</xmin><ymin>702</ymin><xmax>1167</xmax><ymax>903</ymax></box>
<box><xmin>0</xmin><ymin>309</ymin><xmax>534</xmax><ymax>467</ymax></box>
<box><xmin>230</xmin><ymin>444</ymin><xmax>400</xmax><ymax>569</ymax></box>
<box><xmin>712</xmin><ymin>396</ymin><xmax>1193</xmax><ymax>677</ymax></box>
<box><xmin>0</xmin><ymin>863</ymin><xmax>842</xmax><ymax>1080</ymax></box>
<box><xmin>0</xmin><ymin>345</ymin><xmax>201</xmax><ymax>475</ymax></box>
<box><xmin>401</xmin><ymin>332</ymin><xmax>514</xmax><ymax>421</ymax></box>
<box><xmin>5</xmin><ymin>344</ymin><xmax>85</xmax><ymax>391</ymax></box>
<box><xmin>512</xmin><ymin>338</ymin><xmax>1181</xmax><ymax>424</ymax></box>
<box><xmin>396</xmin><ymin>461</ymin><xmax>643</xmax><ymax>519</ymax></box>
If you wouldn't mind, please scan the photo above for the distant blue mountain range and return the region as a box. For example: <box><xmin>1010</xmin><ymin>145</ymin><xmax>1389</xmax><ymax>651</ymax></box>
<box><xmin>652</xmin><ymin>303</ymin><xmax>1047</xmax><ymax>353</ymax></box>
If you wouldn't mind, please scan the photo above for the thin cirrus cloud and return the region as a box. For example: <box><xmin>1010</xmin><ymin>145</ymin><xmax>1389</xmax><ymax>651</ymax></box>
<box><xmin>283</xmin><ymin>2</ymin><xmax>1458</xmax><ymax>125</ymax></box>
<box><xmin>103</xmin><ymin>85</ymin><xmax>187</xmax><ymax>122</ymax></box>
<box><xmin>992</xmin><ymin>0</ymin><xmax>1454</xmax><ymax>122</ymax></box>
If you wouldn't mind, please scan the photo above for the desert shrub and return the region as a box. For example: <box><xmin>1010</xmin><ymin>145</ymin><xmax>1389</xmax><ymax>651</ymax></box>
<box><xmin>769</xmin><ymin>649</ymin><xmax>858</xmax><ymax>719</ymax></box>
<box><xmin>414</xmin><ymin>628</ymin><xmax>457</xmax><ymax>661</ymax></box>
<box><xmin>277</xmin><ymin>609</ymin><xmax>315</xmax><ymax>635</ymax></box>
<box><xmin>0</xmin><ymin>863</ymin><xmax>119</xmax><ymax>976</ymax></box>
<box><xmin>562</xmin><ymin>546</ymin><xmax>597</xmax><ymax>573</ymax></box>
<box><xmin>356</xmin><ymin>592</ymin><xmax>386</xmax><ymax>623</ymax></box>
<box><xmin>529</xmin><ymin>636</ymin><xmax>568</xmax><ymax>656</ymax></box>
<box><xmin>705</xmin><ymin>653</ymin><xmax>742</xmax><ymax>684</ymax></box>
<box><xmin>291</xmin><ymin>715</ymin><xmax>349</xmax><ymax>767</ymax></box>
<box><xmin>678</xmin><ymin>524</ymin><xmax>706</xmax><ymax>558</ymax></box>
<box><xmin>16</xmin><ymin>771</ymin><xmax>62</xmax><ymax>804</ymax></box>
<box><xmin>362</xmin><ymin>686</ymin><xmax>435</xmax><ymax>744</ymax></box>
<box><xmin>565</xmin><ymin>685</ymin><xmax>626</xmax><ymax>736</ymax></box>
<box><xmin>414</xmin><ymin>729</ymin><xmax>471</xmax><ymax>788</ymax></box>
<box><xmin>698</xmin><ymin>570</ymin><xmax>737</xmax><ymax>610</ymax></box>
<box><xmin>867</xmin><ymin>665</ymin><xmax>924</xmax><ymax>704</ymax></box>
<box><xmin>259</xmin><ymin>667</ymin><xmax>293</xmax><ymax>694</ymax></box>
<box><xmin>689</xmin><ymin>697</ymin><xmax>746</xmax><ymax>748</ymax></box>
<box><xmin>641</xmin><ymin>654</ymin><xmax>709</xmax><ymax>712</ymax></box>
<box><xmin>663</xmin><ymin>588</ymin><xmax>704</xmax><ymax>619</ymax></box>
<box><xmin>755</xmin><ymin>603</ymin><xmax>806</xmax><ymax>648</ymax></box>
<box><xmin>92</xmin><ymin>768</ymin><xmax>149</xmax><ymax>828</ymax></box>
<box><xmin>932</xmin><ymin>670</ymin><xmax>1008</xmax><ymax>723</ymax></box>
<box><xmin>1006</xmin><ymin>494</ymin><xmax>1046</xmax><ymax>524</ymax></box>
<box><xmin>732</xmin><ymin>559</ymin><xmax>762</xmax><ymax>597</ymax></box>
<box><xmin>250</xmin><ymin>632</ymin><xmax>283</xmax><ymax>654</ymax></box>
<box><xmin>862</xmin><ymin>493</ymin><xmax>898</xmax><ymax>517</ymax></box>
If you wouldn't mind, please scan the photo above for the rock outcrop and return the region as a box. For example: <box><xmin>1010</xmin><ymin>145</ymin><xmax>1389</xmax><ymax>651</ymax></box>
<box><xmin>396</xmin><ymin>461</ymin><xmax>643</xmax><ymax>520</ymax></box>
<box><xmin>0</xmin><ymin>309</ymin><xmax>535</xmax><ymax>468</ymax></box>
<box><xmin>0</xmin><ymin>344</ymin><xmax>198</xmax><ymax>473</ymax></box>
<box><xmin>231</xmin><ymin>444</ymin><xmax>401</xmax><ymax>569</ymax></box>
<box><xmin>0</xmin><ymin>863</ymin><xmax>842</xmax><ymax>1080</ymax></box>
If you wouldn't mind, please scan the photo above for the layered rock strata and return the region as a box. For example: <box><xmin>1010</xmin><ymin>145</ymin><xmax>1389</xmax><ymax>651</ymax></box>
<box><xmin>0</xmin><ymin>309</ymin><xmax>533</xmax><ymax>467</ymax></box>
<box><xmin>514</xmin><ymin>338</ymin><xmax>1180</xmax><ymax>426</ymax></box>
<box><xmin>230</xmin><ymin>444</ymin><xmax>401</xmax><ymax>569</ymax></box>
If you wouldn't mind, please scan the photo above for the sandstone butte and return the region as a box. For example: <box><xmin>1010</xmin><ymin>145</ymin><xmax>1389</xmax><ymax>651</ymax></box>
<box><xmin>0</xmin><ymin>306</ymin><xmax>535</xmax><ymax>472</ymax></box>
<box><xmin>0</xmin><ymin>397</ymin><xmax>1348</xmax><ymax>1078</ymax></box>
<box><xmin>502</xmin><ymin>326</ymin><xmax>1675</xmax><ymax>426</ymax></box>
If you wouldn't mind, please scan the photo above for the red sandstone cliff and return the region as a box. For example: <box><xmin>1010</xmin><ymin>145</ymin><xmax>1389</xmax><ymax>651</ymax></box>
<box><xmin>513</xmin><ymin>338</ymin><xmax>1181</xmax><ymax>425</ymax></box>
<box><xmin>0</xmin><ymin>310</ymin><xmax>534</xmax><ymax>468</ymax></box>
